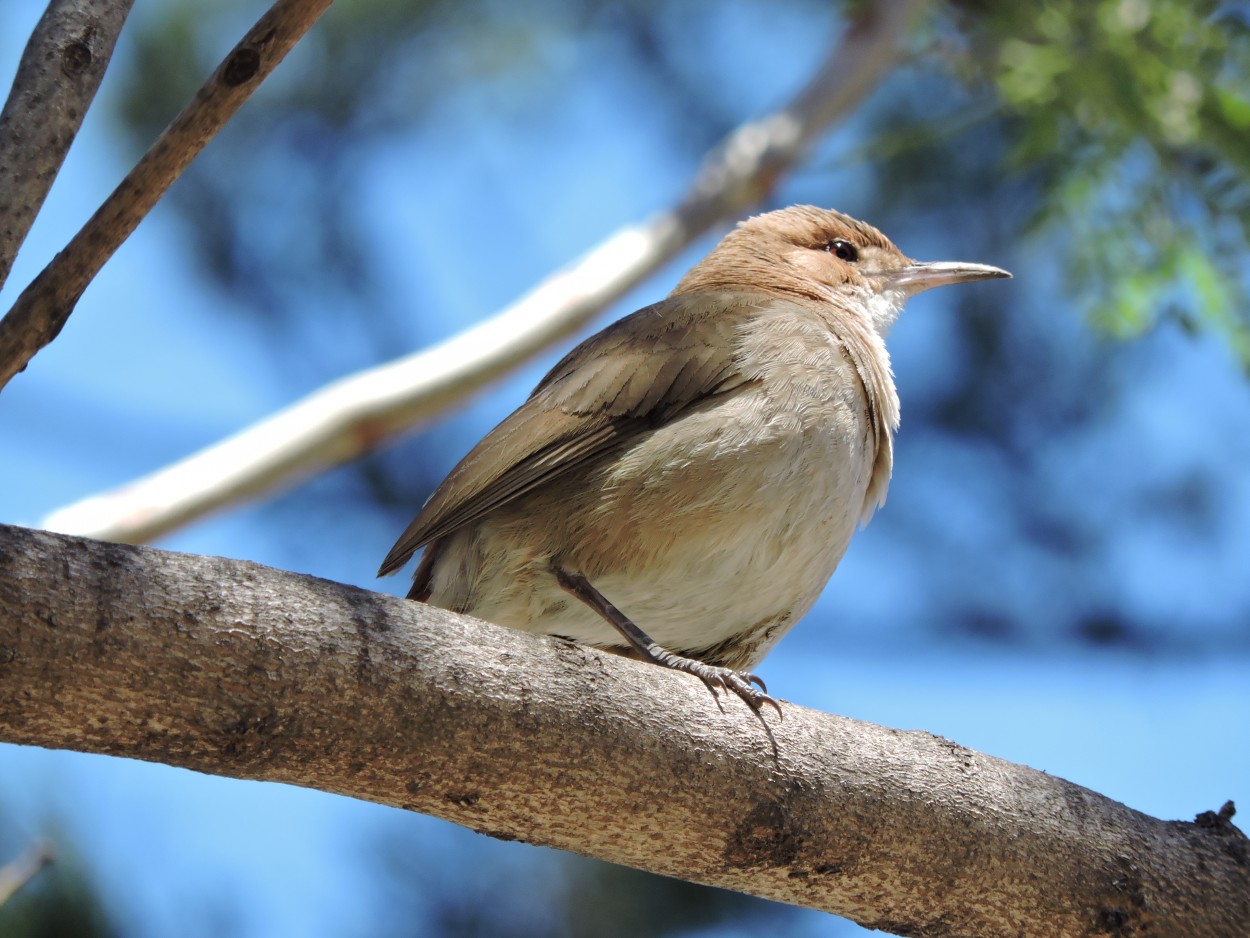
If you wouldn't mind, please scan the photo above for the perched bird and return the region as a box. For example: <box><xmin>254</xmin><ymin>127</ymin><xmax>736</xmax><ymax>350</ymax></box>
<box><xmin>379</xmin><ymin>206</ymin><xmax>1009</xmax><ymax>712</ymax></box>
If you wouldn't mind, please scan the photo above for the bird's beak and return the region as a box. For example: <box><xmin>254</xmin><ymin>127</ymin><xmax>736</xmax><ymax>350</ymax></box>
<box><xmin>883</xmin><ymin>260</ymin><xmax>1012</xmax><ymax>296</ymax></box>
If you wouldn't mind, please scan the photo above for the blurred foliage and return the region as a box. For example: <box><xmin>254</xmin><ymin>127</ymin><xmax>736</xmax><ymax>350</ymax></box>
<box><xmin>949</xmin><ymin>0</ymin><xmax>1250</xmax><ymax>362</ymax></box>
<box><xmin>111</xmin><ymin>0</ymin><xmax>1250</xmax><ymax>364</ymax></box>
<box><xmin>114</xmin><ymin>0</ymin><xmax>714</xmax><ymax>381</ymax></box>
<box><xmin>370</xmin><ymin>830</ymin><xmax>802</xmax><ymax>938</ymax></box>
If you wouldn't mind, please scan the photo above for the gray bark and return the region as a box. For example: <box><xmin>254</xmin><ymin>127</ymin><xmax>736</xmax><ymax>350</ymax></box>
<box><xmin>0</xmin><ymin>523</ymin><xmax>1246</xmax><ymax>936</ymax></box>
<box><xmin>0</xmin><ymin>0</ymin><xmax>134</xmax><ymax>291</ymax></box>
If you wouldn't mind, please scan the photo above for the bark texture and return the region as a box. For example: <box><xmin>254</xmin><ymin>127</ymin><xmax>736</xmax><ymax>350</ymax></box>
<box><xmin>0</xmin><ymin>0</ymin><xmax>134</xmax><ymax>292</ymax></box>
<box><xmin>0</xmin><ymin>522</ymin><xmax>1246</xmax><ymax>937</ymax></box>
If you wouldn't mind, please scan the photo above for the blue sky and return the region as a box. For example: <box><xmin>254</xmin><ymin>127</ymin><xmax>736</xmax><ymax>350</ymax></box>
<box><xmin>2</xmin><ymin>2</ymin><xmax>1248</xmax><ymax>936</ymax></box>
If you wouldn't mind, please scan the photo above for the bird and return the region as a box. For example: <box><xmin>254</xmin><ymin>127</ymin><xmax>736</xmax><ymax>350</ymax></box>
<box><xmin>379</xmin><ymin>205</ymin><xmax>1010</xmax><ymax>713</ymax></box>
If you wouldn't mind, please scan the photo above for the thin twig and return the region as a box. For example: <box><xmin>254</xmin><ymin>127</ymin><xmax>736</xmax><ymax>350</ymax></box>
<box><xmin>42</xmin><ymin>0</ymin><xmax>928</xmax><ymax>544</ymax></box>
<box><xmin>0</xmin><ymin>0</ymin><xmax>336</xmax><ymax>391</ymax></box>
<box><xmin>0</xmin><ymin>0</ymin><xmax>134</xmax><ymax>292</ymax></box>
<box><xmin>0</xmin><ymin>840</ymin><xmax>54</xmax><ymax>907</ymax></box>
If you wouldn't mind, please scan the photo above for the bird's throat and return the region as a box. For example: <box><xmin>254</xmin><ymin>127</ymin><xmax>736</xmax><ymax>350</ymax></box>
<box><xmin>858</xmin><ymin>285</ymin><xmax>908</xmax><ymax>338</ymax></box>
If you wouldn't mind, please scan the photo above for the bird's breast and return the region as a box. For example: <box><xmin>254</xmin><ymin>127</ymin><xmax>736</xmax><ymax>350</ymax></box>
<box><xmin>547</xmin><ymin>361</ymin><xmax>880</xmax><ymax>658</ymax></box>
<box><xmin>435</xmin><ymin>313</ymin><xmax>893</xmax><ymax>666</ymax></box>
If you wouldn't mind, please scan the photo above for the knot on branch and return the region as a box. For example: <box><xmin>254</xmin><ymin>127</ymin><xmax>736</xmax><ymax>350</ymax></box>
<box><xmin>222</xmin><ymin>48</ymin><xmax>261</xmax><ymax>87</ymax></box>
<box><xmin>61</xmin><ymin>40</ymin><xmax>92</xmax><ymax>78</ymax></box>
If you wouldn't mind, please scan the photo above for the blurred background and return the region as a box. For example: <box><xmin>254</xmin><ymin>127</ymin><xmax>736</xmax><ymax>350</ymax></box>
<box><xmin>2</xmin><ymin>0</ymin><xmax>1249</xmax><ymax>935</ymax></box>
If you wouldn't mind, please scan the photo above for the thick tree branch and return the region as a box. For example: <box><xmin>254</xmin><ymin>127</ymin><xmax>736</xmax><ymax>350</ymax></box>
<box><xmin>0</xmin><ymin>523</ymin><xmax>1245</xmax><ymax>937</ymax></box>
<box><xmin>0</xmin><ymin>0</ymin><xmax>134</xmax><ymax>293</ymax></box>
<box><xmin>0</xmin><ymin>0</ymin><xmax>335</xmax><ymax>392</ymax></box>
<box><xmin>41</xmin><ymin>0</ymin><xmax>929</xmax><ymax>545</ymax></box>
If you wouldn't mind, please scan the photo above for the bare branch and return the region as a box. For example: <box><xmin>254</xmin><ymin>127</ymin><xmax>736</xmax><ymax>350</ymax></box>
<box><xmin>0</xmin><ymin>0</ymin><xmax>335</xmax><ymax>392</ymax></box>
<box><xmin>41</xmin><ymin>0</ymin><xmax>929</xmax><ymax>544</ymax></box>
<box><xmin>0</xmin><ymin>839</ymin><xmax>54</xmax><ymax>908</ymax></box>
<box><xmin>0</xmin><ymin>0</ymin><xmax>134</xmax><ymax>293</ymax></box>
<box><xmin>1</xmin><ymin>522</ymin><xmax>1246</xmax><ymax>936</ymax></box>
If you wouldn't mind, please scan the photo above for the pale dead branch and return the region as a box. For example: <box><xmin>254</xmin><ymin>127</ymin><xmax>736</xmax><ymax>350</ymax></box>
<box><xmin>41</xmin><ymin>0</ymin><xmax>929</xmax><ymax>544</ymax></box>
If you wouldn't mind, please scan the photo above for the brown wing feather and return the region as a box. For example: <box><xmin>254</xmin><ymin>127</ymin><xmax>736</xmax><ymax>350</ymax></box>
<box><xmin>377</xmin><ymin>294</ymin><xmax>756</xmax><ymax>577</ymax></box>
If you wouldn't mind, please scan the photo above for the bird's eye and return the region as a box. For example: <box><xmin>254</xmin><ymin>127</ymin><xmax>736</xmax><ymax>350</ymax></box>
<box><xmin>824</xmin><ymin>239</ymin><xmax>859</xmax><ymax>262</ymax></box>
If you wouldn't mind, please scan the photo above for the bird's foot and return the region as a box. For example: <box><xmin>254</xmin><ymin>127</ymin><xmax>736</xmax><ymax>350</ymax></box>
<box><xmin>646</xmin><ymin>645</ymin><xmax>781</xmax><ymax>716</ymax></box>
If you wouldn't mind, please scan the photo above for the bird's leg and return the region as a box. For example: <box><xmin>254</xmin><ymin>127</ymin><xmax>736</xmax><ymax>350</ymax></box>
<box><xmin>553</xmin><ymin>566</ymin><xmax>781</xmax><ymax>716</ymax></box>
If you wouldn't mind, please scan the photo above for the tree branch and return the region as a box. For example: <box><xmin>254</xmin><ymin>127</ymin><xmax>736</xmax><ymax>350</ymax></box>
<box><xmin>0</xmin><ymin>0</ymin><xmax>335</xmax><ymax>392</ymax></box>
<box><xmin>0</xmin><ymin>523</ymin><xmax>1245</xmax><ymax>936</ymax></box>
<box><xmin>0</xmin><ymin>0</ymin><xmax>134</xmax><ymax>293</ymax></box>
<box><xmin>0</xmin><ymin>840</ymin><xmax>53</xmax><ymax>908</ymax></box>
<box><xmin>40</xmin><ymin>0</ymin><xmax>929</xmax><ymax>545</ymax></box>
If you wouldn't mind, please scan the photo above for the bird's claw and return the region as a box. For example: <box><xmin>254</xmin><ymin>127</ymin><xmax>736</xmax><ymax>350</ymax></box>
<box><xmin>696</xmin><ymin>664</ymin><xmax>782</xmax><ymax>718</ymax></box>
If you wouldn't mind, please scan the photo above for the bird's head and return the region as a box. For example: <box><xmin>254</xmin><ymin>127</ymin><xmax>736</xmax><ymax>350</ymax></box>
<box><xmin>673</xmin><ymin>205</ymin><xmax>1011</xmax><ymax>337</ymax></box>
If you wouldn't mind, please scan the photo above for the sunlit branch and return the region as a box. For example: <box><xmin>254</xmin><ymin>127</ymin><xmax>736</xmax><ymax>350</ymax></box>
<box><xmin>42</xmin><ymin>0</ymin><xmax>928</xmax><ymax>544</ymax></box>
<box><xmin>0</xmin><ymin>523</ymin><xmax>1246</xmax><ymax>935</ymax></box>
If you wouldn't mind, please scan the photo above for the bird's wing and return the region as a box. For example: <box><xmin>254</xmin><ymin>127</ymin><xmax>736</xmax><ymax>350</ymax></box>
<box><xmin>378</xmin><ymin>294</ymin><xmax>756</xmax><ymax>576</ymax></box>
